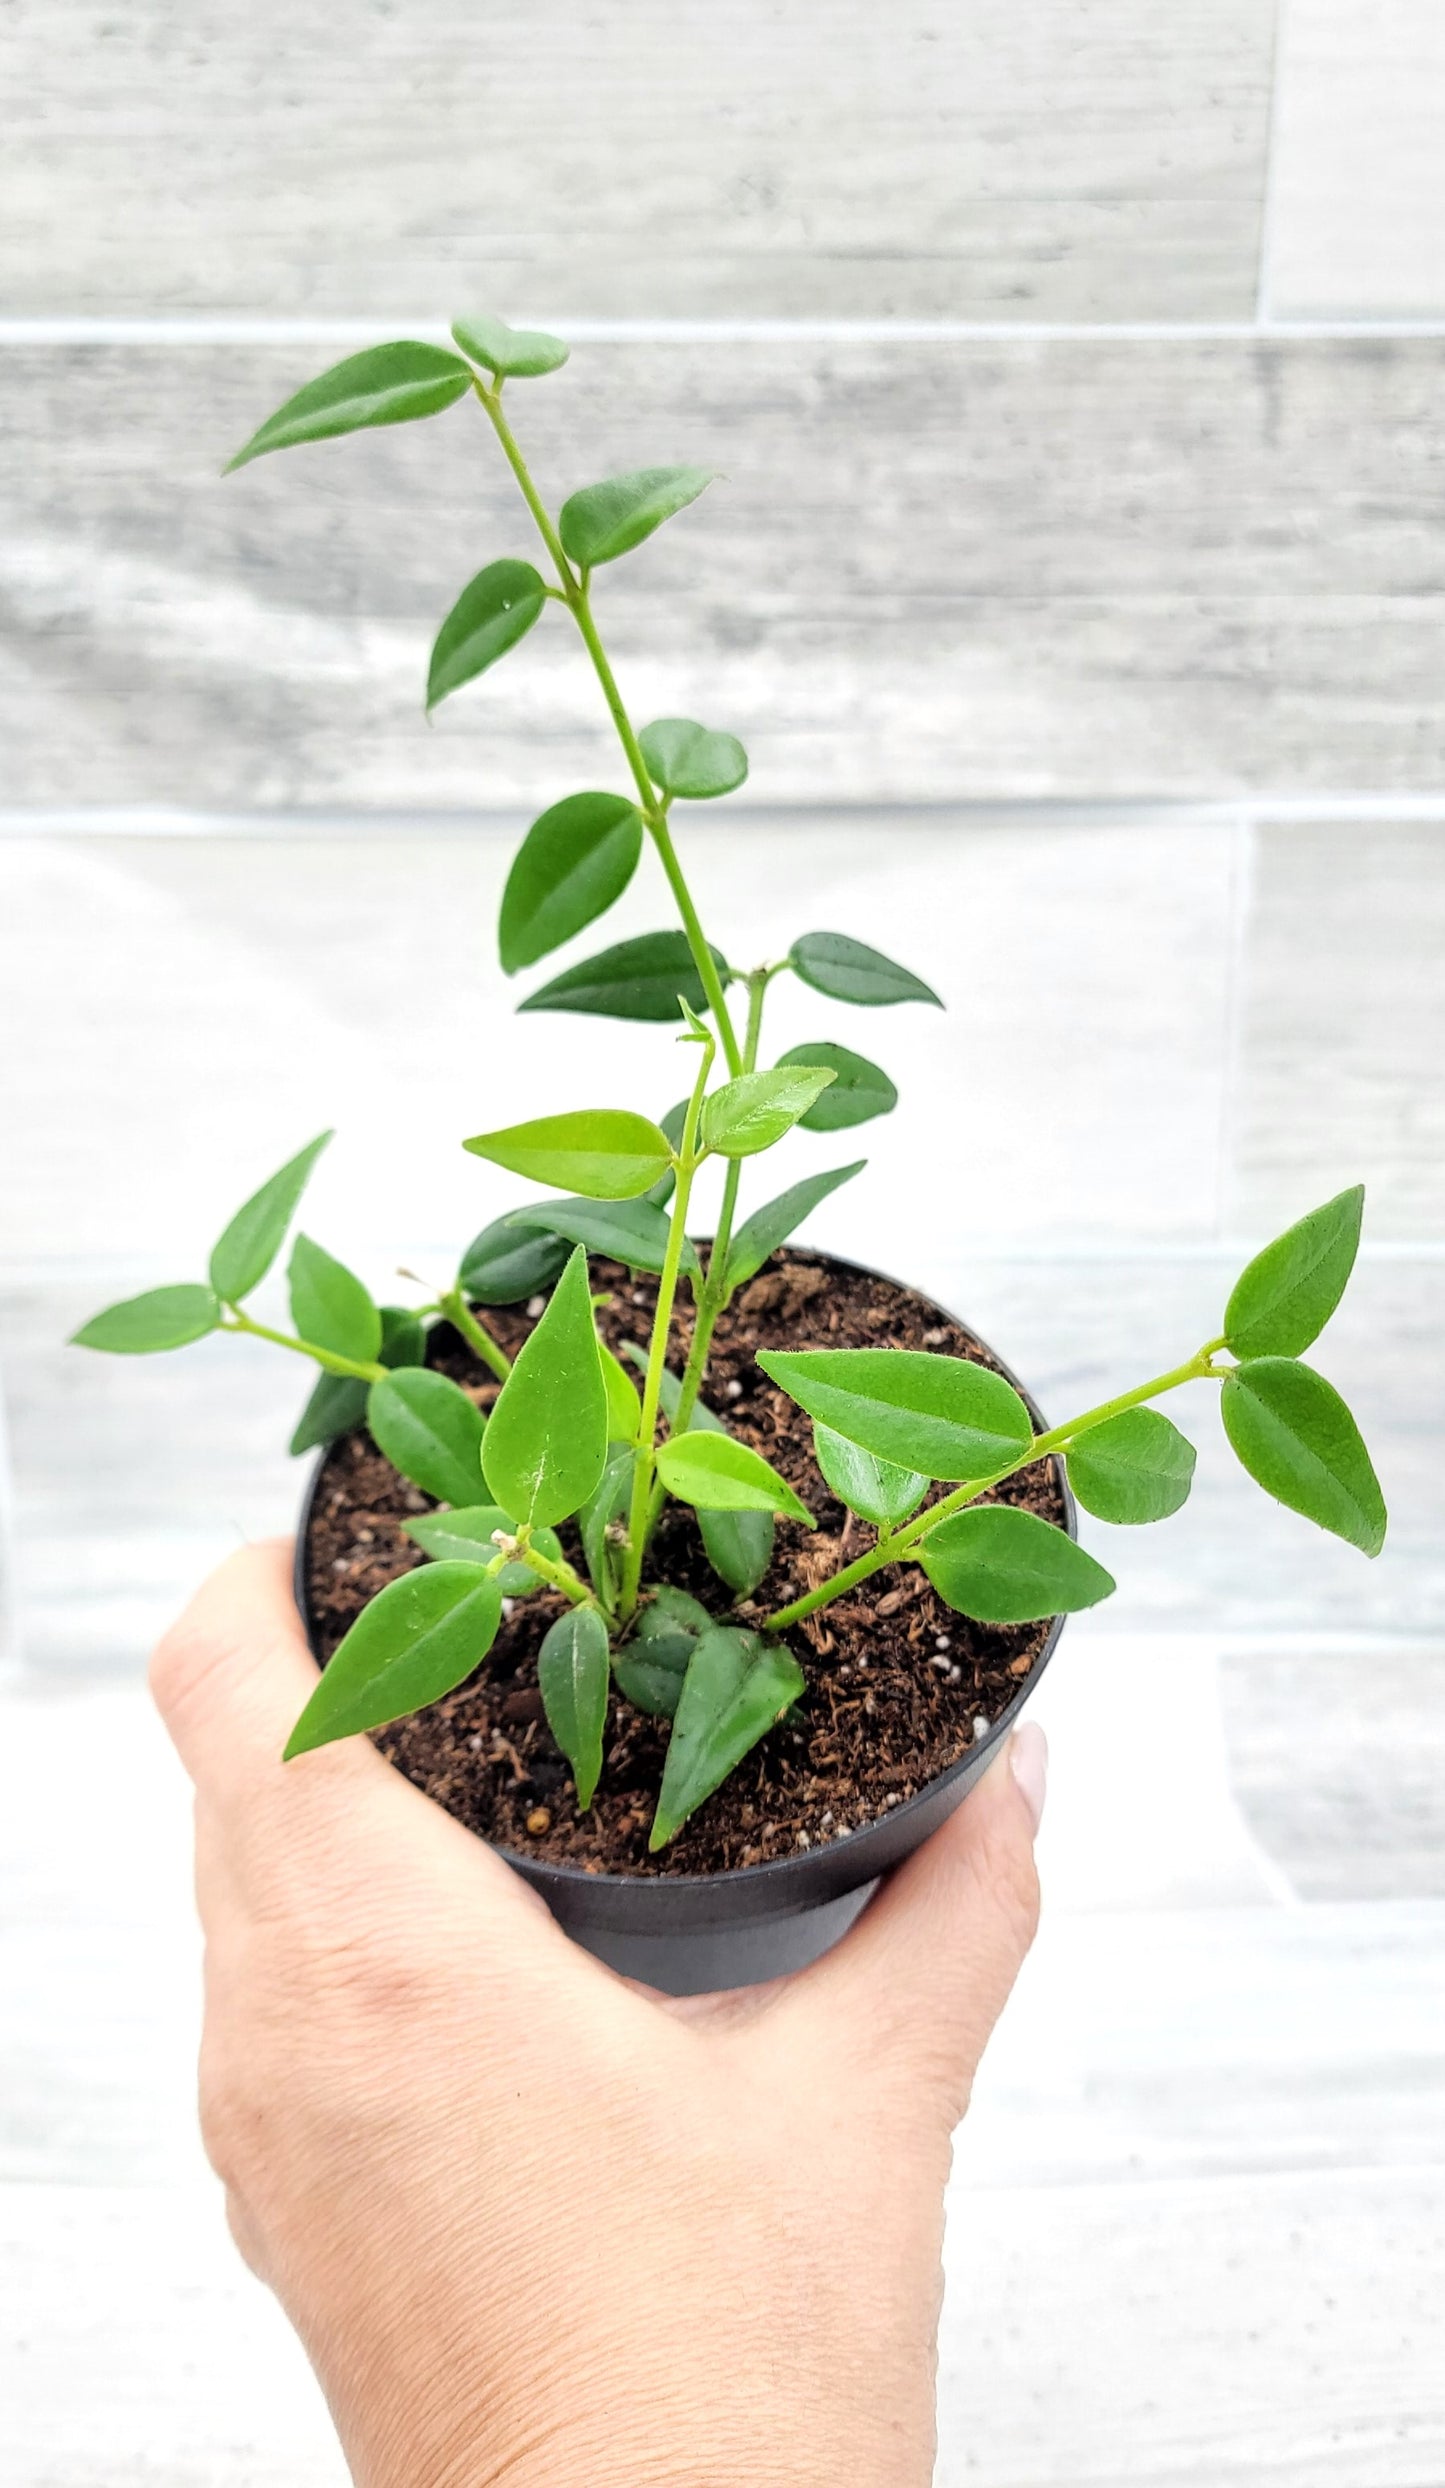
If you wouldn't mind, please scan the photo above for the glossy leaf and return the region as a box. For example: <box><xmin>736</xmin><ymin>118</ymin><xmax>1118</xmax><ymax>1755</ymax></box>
<box><xmin>700</xmin><ymin>1065</ymin><xmax>836</xmax><ymax>1159</ymax></box>
<box><xmin>288</xmin><ymin>1234</ymin><xmax>382</xmax><ymax>1365</ymax></box>
<box><xmin>290</xmin><ymin>1305</ymin><xmax>425</xmax><ymax>1456</ymax></box>
<box><xmin>813</xmin><ymin>1424</ymin><xmax>927</xmax><ymax>1529</ymax></box>
<box><xmin>1221</xmin><ymin>1358</ymin><xmax>1386</xmax><ymax>1555</ymax></box>
<box><xmin>537</xmin><ymin>1607</ymin><xmax>610</xmax><ymax>1808</ymax></box>
<box><xmin>71</xmin><ymin>1284</ymin><xmax>221</xmax><ymax>1356</ymax></box>
<box><xmin>464</xmin><ymin>1110</ymin><xmax>672</xmax><ymax>1200</ymax></box>
<box><xmin>367</xmin><ymin>1366</ymin><xmax>487</xmax><ymax>1507</ymax></box>
<box><xmin>921</xmin><ymin>1505</ymin><xmax>1115</xmax><ymax>1623</ymax></box>
<box><xmin>402</xmin><ymin>1505</ymin><xmax>561</xmax><ymax>1594</ymax></box>
<box><xmin>613</xmin><ymin>1586</ymin><xmax>712</xmax><ymax>1718</ymax></box>
<box><xmin>227</xmin><ymin>343</ymin><xmax>472</xmax><ymax>471</ymax></box>
<box><xmin>481</xmin><ymin>1247</ymin><xmax>608</xmax><ymax>1525</ymax></box>
<box><xmin>776</xmin><ymin>1042</ymin><xmax>896</xmax><ymax>1132</ymax></box>
<box><xmin>640</xmin><ymin>1361</ymin><xmax>776</xmax><ymax>1595</ymax></box>
<box><xmin>638</xmin><ymin>717</ymin><xmax>748</xmax><ymax>800</ymax></box>
<box><xmin>209</xmin><ymin>1130</ymin><xmax>332</xmax><ymax>1303</ymax></box>
<box><xmin>426</xmin><ymin>559</ymin><xmax>548</xmax><ymax>712</ymax></box>
<box><xmin>579</xmin><ymin>1443</ymin><xmax>633</xmax><ymax>1606</ymax></box>
<box><xmin>789</xmin><ymin>931</ymin><xmax>941</xmax><ymax>1009</ymax></box>
<box><xmin>498</xmin><ymin>791</ymin><xmax>644</xmax><ymax>972</ymax></box>
<box><xmin>451</xmin><ymin>313</ymin><xmax>569</xmax><ymax>378</ymax></box>
<box><xmin>725</xmin><ymin>1161</ymin><xmax>866</xmax><ymax>1290</ymax></box>
<box><xmin>458</xmin><ymin>1215</ymin><xmax>569</xmax><ymax>1307</ymax></box>
<box><xmin>507</xmin><ymin>1195</ymin><xmax>700</xmax><ymax>1279</ymax></box>
<box><xmin>1225</xmin><ymin>1186</ymin><xmax>1365</xmax><ymax>1362</ymax></box>
<box><xmin>656</xmin><ymin>1430</ymin><xmax>812</xmax><ymax>1522</ymax></box>
<box><xmin>1067</xmin><ymin>1408</ymin><xmax>1196</xmax><ymax>1525</ymax></box>
<box><xmin>520</xmin><ymin>931</ymin><xmax>731</xmax><ymax>1022</ymax></box>
<box><xmin>283</xmin><ymin>1564</ymin><xmax>501</xmax><ymax>1756</ymax></box>
<box><xmin>756</xmin><ymin>1347</ymin><xmax>1033</xmax><ymax>1482</ymax></box>
<box><xmin>600</xmin><ymin>1340</ymin><xmax>643</xmax><ymax>1443</ymax></box>
<box><xmin>559</xmin><ymin>466</ymin><xmax>714</xmax><ymax>568</ymax></box>
<box><xmin>650</xmin><ymin>1629</ymin><xmax>805</xmax><ymax>1849</ymax></box>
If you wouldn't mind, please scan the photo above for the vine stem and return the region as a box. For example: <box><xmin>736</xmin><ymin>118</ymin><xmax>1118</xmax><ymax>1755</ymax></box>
<box><xmin>220</xmin><ymin>1310</ymin><xmax>387</xmax><ymax>1383</ymax></box>
<box><xmin>759</xmin><ymin>1341</ymin><xmax>1231</xmax><ymax>1634</ymax></box>
<box><xmin>618</xmin><ymin>1035</ymin><xmax>713</xmax><ymax>1617</ymax></box>
<box><xmin>667</xmin><ymin>965</ymin><xmax>773</xmax><ymax>1446</ymax></box>
<box><xmin>491</xmin><ymin>1538</ymin><xmax>596</xmax><ymax>1612</ymax></box>
<box><xmin>439</xmin><ymin>1288</ymin><xmax>512</xmax><ymax>1384</ymax></box>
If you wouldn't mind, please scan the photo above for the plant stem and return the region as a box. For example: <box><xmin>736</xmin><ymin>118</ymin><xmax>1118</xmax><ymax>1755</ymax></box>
<box><xmin>759</xmin><ymin>1341</ymin><xmax>1230</xmax><ymax>1634</ymax></box>
<box><xmin>668</xmin><ymin>965</ymin><xmax>773</xmax><ymax>1440</ymax></box>
<box><xmin>220</xmin><ymin>1310</ymin><xmax>387</xmax><ymax>1383</ymax></box>
<box><xmin>499</xmin><ymin>1540</ymin><xmax>596</xmax><ymax>1611</ymax></box>
<box><xmin>618</xmin><ymin>1039</ymin><xmax>713</xmax><ymax>1617</ymax></box>
<box><xmin>439</xmin><ymin>1288</ymin><xmax>512</xmax><ymax>1383</ymax></box>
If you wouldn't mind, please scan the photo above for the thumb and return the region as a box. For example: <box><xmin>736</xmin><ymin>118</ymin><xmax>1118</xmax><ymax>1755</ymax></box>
<box><xmin>779</xmin><ymin>1724</ymin><xmax>1047</xmax><ymax>2123</ymax></box>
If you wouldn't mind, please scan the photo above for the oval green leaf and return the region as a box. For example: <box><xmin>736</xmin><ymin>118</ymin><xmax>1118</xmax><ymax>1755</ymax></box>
<box><xmin>481</xmin><ymin>1247</ymin><xmax>608</xmax><ymax>1525</ymax></box>
<box><xmin>638</xmin><ymin>717</ymin><xmax>748</xmax><ymax>800</ymax></box>
<box><xmin>559</xmin><ymin>466</ymin><xmax>715</xmax><ymax>569</ymax></box>
<box><xmin>756</xmin><ymin>1347</ymin><xmax>1033</xmax><ymax>1483</ymax></box>
<box><xmin>1221</xmin><ymin>1357</ymin><xmax>1386</xmax><ymax>1555</ymax></box>
<box><xmin>634</xmin><ymin>1358</ymin><xmax>777</xmax><ymax>1594</ymax></box>
<box><xmin>290</xmin><ymin>1304</ymin><xmax>426</xmax><ymax>1456</ymax></box>
<box><xmin>288</xmin><ymin>1233</ymin><xmax>382</xmax><ymax>1366</ymax></box>
<box><xmin>450</xmin><ymin>313</ymin><xmax>569</xmax><ymax>378</ymax></box>
<box><xmin>1225</xmin><ymin>1186</ymin><xmax>1366</xmax><ymax>1362</ymax></box>
<box><xmin>367</xmin><ymin>1366</ymin><xmax>487</xmax><ymax>1507</ymax></box>
<box><xmin>498</xmin><ymin>792</ymin><xmax>644</xmax><ymax>973</ymax></box>
<box><xmin>507</xmin><ymin>1194</ymin><xmax>700</xmax><ymax>1280</ymax></box>
<box><xmin>537</xmin><ymin>1607</ymin><xmax>610</xmax><ymax>1809</ymax></box>
<box><xmin>613</xmin><ymin>1586</ymin><xmax>712</xmax><ymax>1718</ymax></box>
<box><xmin>520</xmin><ymin>931</ymin><xmax>732</xmax><ymax>1023</ymax></box>
<box><xmin>464</xmin><ymin>1110</ymin><xmax>672</xmax><ymax>1200</ymax></box>
<box><xmin>402</xmin><ymin>1504</ymin><xmax>561</xmax><ymax>1594</ymax></box>
<box><xmin>283</xmin><ymin>1563</ymin><xmax>502</xmax><ymax>1757</ymax></box>
<box><xmin>700</xmin><ymin>1065</ymin><xmax>836</xmax><ymax>1160</ymax></box>
<box><xmin>725</xmin><ymin>1161</ymin><xmax>866</xmax><ymax>1291</ymax></box>
<box><xmin>813</xmin><ymin>1424</ymin><xmax>927</xmax><ymax>1529</ymax></box>
<box><xmin>776</xmin><ymin>1042</ymin><xmax>896</xmax><ymax>1132</ymax></box>
<box><xmin>1067</xmin><ymin>1408</ymin><xmax>1197</xmax><ymax>1525</ymax></box>
<box><xmin>656</xmin><ymin>1430</ymin><xmax>812</xmax><ymax>1523</ymax></box>
<box><xmin>920</xmin><ymin>1505</ymin><xmax>1115</xmax><ymax>1623</ymax></box>
<box><xmin>426</xmin><ymin>559</ymin><xmax>548</xmax><ymax>712</ymax></box>
<box><xmin>650</xmin><ymin>1629</ymin><xmax>805</xmax><ymax>1849</ymax></box>
<box><xmin>458</xmin><ymin>1215</ymin><xmax>570</xmax><ymax>1306</ymax></box>
<box><xmin>209</xmin><ymin>1130</ymin><xmax>333</xmax><ymax>1304</ymax></box>
<box><xmin>226</xmin><ymin>342</ymin><xmax>473</xmax><ymax>471</ymax></box>
<box><xmin>71</xmin><ymin>1283</ymin><xmax>221</xmax><ymax>1356</ymax></box>
<box><xmin>789</xmin><ymin>930</ymin><xmax>941</xmax><ymax>1008</ymax></box>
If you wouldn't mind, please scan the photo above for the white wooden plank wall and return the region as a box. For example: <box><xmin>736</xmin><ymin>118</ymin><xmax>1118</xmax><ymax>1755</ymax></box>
<box><xmin>3</xmin><ymin>3</ymin><xmax>1443</xmax><ymax>2481</ymax></box>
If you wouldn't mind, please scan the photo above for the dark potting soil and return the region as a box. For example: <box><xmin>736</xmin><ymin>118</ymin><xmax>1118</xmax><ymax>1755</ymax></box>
<box><xmin>302</xmin><ymin>1250</ymin><xmax>1066</xmax><ymax>1877</ymax></box>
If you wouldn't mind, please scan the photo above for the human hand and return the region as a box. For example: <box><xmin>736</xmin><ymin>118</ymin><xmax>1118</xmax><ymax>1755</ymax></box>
<box><xmin>152</xmin><ymin>1541</ymin><xmax>1046</xmax><ymax>2488</ymax></box>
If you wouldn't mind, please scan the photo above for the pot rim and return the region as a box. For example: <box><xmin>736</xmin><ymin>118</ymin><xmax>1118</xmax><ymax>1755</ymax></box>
<box><xmin>293</xmin><ymin>1245</ymin><xmax>1074</xmax><ymax>1901</ymax></box>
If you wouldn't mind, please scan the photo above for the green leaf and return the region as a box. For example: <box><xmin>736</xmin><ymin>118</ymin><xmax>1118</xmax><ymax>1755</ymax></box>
<box><xmin>226</xmin><ymin>343</ymin><xmax>473</xmax><ymax>471</ymax></box>
<box><xmin>1225</xmin><ymin>1186</ymin><xmax>1366</xmax><ymax>1362</ymax></box>
<box><xmin>650</xmin><ymin>1629</ymin><xmax>805</xmax><ymax>1849</ymax></box>
<box><xmin>537</xmin><ymin>1607</ymin><xmax>610</xmax><ymax>1808</ymax></box>
<box><xmin>367</xmin><ymin>1366</ymin><xmax>487</xmax><ymax>1507</ymax></box>
<box><xmin>613</xmin><ymin>1586</ymin><xmax>712</xmax><ymax>1718</ymax></box>
<box><xmin>579</xmin><ymin>1443</ymin><xmax>633</xmax><ymax>1607</ymax></box>
<box><xmin>644</xmin><ymin>1364</ymin><xmax>775</xmax><ymax>1594</ymax></box>
<box><xmin>644</xmin><ymin>1098</ymin><xmax>691</xmax><ymax>1211</ymax></box>
<box><xmin>402</xmin><ymin>1505</ymin><xmax>561</xmax><ymax>1594</ymax></box>
<box><xmin>921</xmin><ymin>1505</ymin><xmax>1115</xmax><ymax>1623</ymax></box>
<box><xmin>284</xmin><ymin>1564</ymin><xmax>502</xmax><ymax>1756</ymax></box>
<box><xmin>725</xmin><ymin>1161</ymin><xmax>866</xmax><ymax>1290</ymax></box>
<box><xmin>498</xmin><ymin>792</ymin><xmax>644</xmax><ymax>972</ymax></box>
<box><xmin>559</xmin><ymin>466</ymin><xmax>715</xmax><ymax>569</ymax></box>
<box><xmin>1221</xmin><ymin>1358</ymin><xmax>1387</xmax><ymax>1556</ymax></box>
<box><xmin>450</xmin><ymin>313</ymin><xmax>569</xmax><ymax>379</ymax></box>
<box><xmin>289</xmin><ymin>1305</ymin><xmax>425</xmax><ymax>1456</ymax></box>
<box><xmin>1067</xmin><ymin>1408</ymin><xmax>1196</xmax><ymax>1525</ymax></box>
<box><xmin>520</xmin><ymin>931</ymin><xmax>732</xmax><ymax>1023</ymax></box>
<box><xmin>71</xmin><ymin>1284</ymin><xmax>221</xmax><ymax>1356</ymax></box>
<box><xmin>464</xmin><ymin>1110</ymin><xmax>672</xmax><ymax>1200</ymax></box>
<box><xmin>701</xmin><ymin>1065</ymin><xmax>836</xmax><ymax>1159</ymax></box>
<box><xmin>813</xmin><ymin>1424</ymin><xmax>927</xmax><ymax>1529</ymax></box>
<box><xmin>458</xmin><ymin>1216</ymin><xmax>570</xmax><ymax>1306</ymax></box>
<box><xmin>288</xmin><ymin>1234</ymin><xmax>382</xmax><ymax>1365</ymax></box>
<box><xmin>506</xmin><ymin>1195</ymin><xmax>700</xmax><ymax>1280</ymax></box>
<box><xmin>481</xmin><ymin>1247</ymin><xmax>608</xmax><ymax>1526</ymax></box>
<box><xmin>756</xmin><ymin>1347</ymin><xmax>1033</xmax><ymax>1483</ymax></box>
<box><xmin>426</xmin><ymin>559</ymin><xmax>548</xmax><ymax>712</ymax></box>
<box><xmin>656</xmin><ymin>1430</ymin><xmax>812</xmax><ymax>1523</ymax></box>
<box><xmin>638</xmin><ymin>717</ymin><xmax>748</xmax><ymax>800</ymax></box>
<box><xmin>600</xmin><ymin>1340</ymin><xmax>643</xmax><ymax>1443</ymax></box>
<box><xmin>789</xmin><ymin>931</ymin><xmax>942</xmax><ymax>1009</ymax></box>
<box><xmin>208</xmin><ymin>1130</ymin><xmax>332</xmax><ymax>1304</ymax></box>
<box><xmin>776</xmin><ymin>1043</ymin><xmax>896</xmax><ymax>1132</ymax></box>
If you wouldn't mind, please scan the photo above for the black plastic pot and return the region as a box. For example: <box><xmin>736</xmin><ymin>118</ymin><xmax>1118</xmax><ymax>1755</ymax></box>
<box><xmin>294</xmin><ymin>1253</ymin><xmax>1072</xmax><ymax>1996</ymax></box>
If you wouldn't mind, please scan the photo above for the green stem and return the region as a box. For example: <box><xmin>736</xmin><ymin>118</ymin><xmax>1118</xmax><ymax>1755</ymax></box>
<box><xmin>619</xmin><ymin>1041</ymin><xmax>713</xmax><ymax>1618</ymax></box>
<box><xmin>669</xmin><ymin>965</ymin><xmax>772</xmax><ymax>1441</ymax></box>
<box><xmin>220</xmin><ymin>1310</ymin><xmax>387</xmax><ymax>1384</ymax></box>
<box><xmin>439</xmin><ymin>1288</ymin><xmax>512</xmax><ymax>1384</ymax></box>
<box><xmin>760</xmin><ymin>1342</ymin><xmax>1229</xmax><ymax>1634</ymax></box>
<box><xmin>494</xmin><ymin>1539</ymin><xmax>596</xmax><ymax>1612</ymax></box>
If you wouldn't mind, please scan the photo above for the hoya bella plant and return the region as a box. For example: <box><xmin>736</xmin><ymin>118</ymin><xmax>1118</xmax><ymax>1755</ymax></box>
<box><xmin>75</xmin><ymin>317</ymin><xmax>1387</xmax><ymax>1858</ymax></box>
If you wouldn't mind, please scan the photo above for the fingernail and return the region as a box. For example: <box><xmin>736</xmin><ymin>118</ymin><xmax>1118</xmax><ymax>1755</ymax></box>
<box><xmin>1008</xmin><ymin>1722</ymin><xmax>1048</xmax><ymax>1836</ymax></box>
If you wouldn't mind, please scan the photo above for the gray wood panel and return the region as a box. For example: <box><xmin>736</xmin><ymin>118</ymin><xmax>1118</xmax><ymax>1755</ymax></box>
<box><xmin>2</xmin><ymin>0</ymin><xmax>1275</xmax><ymax>321</ymax></box>
<box><xmin>5</xmin><ymin>338</ymin><xmax>1443</xmax><ymax>804</ymax></box>
<box><xmin>1221</xmin><ymin>1646</ymin><xmax>1445</xmax><ymax>1899</ymax></box>
<box><xmin>1267</xmin><ymin>0</ymin><xmax>1445</xmax><ymax>317</ymax></box>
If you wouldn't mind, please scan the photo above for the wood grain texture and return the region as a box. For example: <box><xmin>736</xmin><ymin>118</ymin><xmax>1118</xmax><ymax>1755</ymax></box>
<box><xmin>1267</xmin><ymin>0</ymin><xmax>1445</xmax><ymax>317</ymax></box>
<box><xmin>4</xmin><ymin>338</ymin><xmax>1445</xmax><ymax>804</ymax></box>
<box><xmin>1</xmin><ymin>0</ymin><xmax>1274</xmax><ymax>320</ymax></box>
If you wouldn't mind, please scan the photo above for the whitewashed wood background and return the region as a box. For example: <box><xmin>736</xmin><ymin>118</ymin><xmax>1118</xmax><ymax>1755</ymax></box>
<box><xmin>2</xmin><ymin>2</ymin><xmax>1443</xmax><ymax>2481</ymax></box>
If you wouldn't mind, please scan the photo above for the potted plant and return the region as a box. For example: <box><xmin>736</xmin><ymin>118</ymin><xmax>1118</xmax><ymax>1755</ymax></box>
<box><xmin>74</xmin><ymin>317</ymin><xmax>1387</xmax><ymax>1992</ymax></box>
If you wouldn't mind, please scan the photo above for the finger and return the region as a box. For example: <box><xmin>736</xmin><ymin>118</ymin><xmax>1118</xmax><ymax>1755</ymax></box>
<box><xmin>776</xmin><ymin>1725</ymin><xmax>1047</xmax><ymax>2122</ymax></box>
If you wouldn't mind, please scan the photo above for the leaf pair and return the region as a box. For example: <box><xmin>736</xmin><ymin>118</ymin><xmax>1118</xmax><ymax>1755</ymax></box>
<box><xmin>465</xmin><ymin>1065</ymin><xmax>836</xmax><ymax>1204</ymax></box>
<box><xmin>228</xmin><ymin>318</ymin><xmax>568</xmax><ymax>477</ymax></box>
